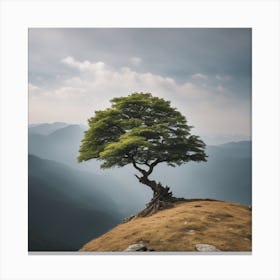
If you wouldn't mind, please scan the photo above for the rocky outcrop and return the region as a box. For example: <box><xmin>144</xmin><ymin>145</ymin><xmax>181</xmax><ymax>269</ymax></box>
<box><xmin>124</xmin><ymin>243</ymin><xmax>154</xmax><ymax>252</ymax></box>
<box><xmin>195</xmin><ymin>244</ymin><xmax>221</xmax><ymax>252</ymax></box>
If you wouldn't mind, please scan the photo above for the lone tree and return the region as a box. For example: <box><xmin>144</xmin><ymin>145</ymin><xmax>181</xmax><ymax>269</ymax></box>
<box><xmin>78</xmin><ymin>93</ymin><xmax>207</xmax><ymax>216</ymax></box>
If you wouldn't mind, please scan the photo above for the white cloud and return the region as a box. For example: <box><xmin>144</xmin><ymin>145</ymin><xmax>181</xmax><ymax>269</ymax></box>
<box><xmin>191</xmin><ymin>73</ymin><xmax>208</xmax><ymax>79</ymax></box>
<box><xmin>45</xmin><ymin>86</ymin><xmax>86</xmax><ymax>99</ymax></box>
<box><xmin>29</xmin><ymin>57</ymin><xmax>251</xmax><ymax>139</ymax></box>
<box><xmin>215</xmin><ymin>74</ymin><xmax>231</xmax><ymax>81</ymax></box>
<box><xmin>61</xmin><ymin>56</ymin><xmax>106</xmax><ymax>72</ymax></box>
<box><xmin>28</xmin><ymin>83</ymin><xmax>40</xmax><ymax>91</ymax></box>
<box><xmin>130</xmin><ymin>56</ymin><xmax>142</xmax><ymax>66</ymax></box>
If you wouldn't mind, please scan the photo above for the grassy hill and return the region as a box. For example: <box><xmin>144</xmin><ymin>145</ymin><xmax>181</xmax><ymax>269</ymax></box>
<box><xmin>80</xmin><ymin>200</ymin><xmax>252</xmax><ymax>252</ymax></box>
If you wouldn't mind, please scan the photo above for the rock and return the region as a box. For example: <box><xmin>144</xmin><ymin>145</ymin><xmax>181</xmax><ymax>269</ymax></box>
<box><xmin>195</xmin><ymin>244</ymin><xmax>221</xmax><ymax>252</ymax></box>
<box><xmin>122</xmin><ymin>215</ymin><xmax>135</xmax><ymax>223</ymax></box>
<box><xmin>124</xmin><ymin>243</ymin><xmax>148</xmax><ymax>252</ymax></box>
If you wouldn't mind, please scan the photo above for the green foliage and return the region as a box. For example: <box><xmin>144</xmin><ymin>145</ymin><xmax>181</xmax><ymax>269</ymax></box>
<box><xmin>78</xmin><ymin>93</ymin><xmax>207</xmax><ymax>170</ymax></box>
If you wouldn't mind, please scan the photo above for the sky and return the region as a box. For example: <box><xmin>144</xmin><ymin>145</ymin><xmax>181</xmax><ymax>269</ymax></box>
<box><xmin>28</xmin><ymin>28</ymin><xmax>251</xmax><ymax>144</ymax></box>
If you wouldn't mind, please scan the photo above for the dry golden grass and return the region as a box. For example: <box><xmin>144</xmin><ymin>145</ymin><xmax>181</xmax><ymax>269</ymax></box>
<box><xmin>80</xmin><ymin>200</ymin><xmax>252</xmax><ymax>252</ymax></box>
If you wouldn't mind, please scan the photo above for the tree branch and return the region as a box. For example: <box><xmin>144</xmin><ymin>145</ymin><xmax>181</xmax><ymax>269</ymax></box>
<box><xmin>113</xmin><ymin>124</ymin><xmax>125</xmax><ymax>134</ymax></box>
<box><xmin>146</xmin><ymin>158</ymin><xmax>162</xmax><ymax>176</ymax></box>
<box><xmin>132</xmin><ymin>157</ymin><xmax>147</xmax><ymax>176</ymax></box>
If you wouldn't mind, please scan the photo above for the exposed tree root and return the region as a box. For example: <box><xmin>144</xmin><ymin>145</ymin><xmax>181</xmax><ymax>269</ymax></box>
<box><xmin>123</xmin><ymin>186</ymin><xmax>186</xmax><ymax>222</ymax></box>
<box><xmin>122</xmin><ymin>188</ymin><xmax>220</xmax><ymax>223</ymax></box>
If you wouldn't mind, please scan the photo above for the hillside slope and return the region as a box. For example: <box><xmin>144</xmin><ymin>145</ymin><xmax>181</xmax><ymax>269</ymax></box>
<box><xmin>80</xmin><ymin>200</ymin><xmax>252</xmax><ymax>252</ymax></box>
<box><xmin>28</xmin><ymin>155</ymin><xmax>122</xmax><ymax>251</ymax></box>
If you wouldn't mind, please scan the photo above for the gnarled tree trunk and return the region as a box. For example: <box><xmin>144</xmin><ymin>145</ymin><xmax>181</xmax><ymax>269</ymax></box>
<box><xmin>137</xmin><ymin>175</ymin><xmax>168</xmax><ymax>197</ymax></box>
<box><xmin>126</xmin><ymin>158</ymin><xmax>185</xmax><ymax>220</ymax></box>
<box><xmin>133</xmin><ymin>173</ymin><xmax>184</xmax><ymax>218</ymax></box>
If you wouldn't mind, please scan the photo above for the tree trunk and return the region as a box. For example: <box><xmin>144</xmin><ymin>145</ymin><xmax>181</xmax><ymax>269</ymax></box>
<box><xmin>126</xmin><ymin>159</ymin><xmax>185</xmax><ymax>220</ymax></box>
<box><xmin>130</xmin><ymin>174</ymin><xmax>185</xmax><ymax>219</ymax></box>
<box><xmin>137</xmin><ymin>175</ymin><xmax>169</xmax><ymax>197</ymax></box>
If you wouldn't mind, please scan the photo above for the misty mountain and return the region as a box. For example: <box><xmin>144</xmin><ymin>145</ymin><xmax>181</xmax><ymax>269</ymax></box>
<box><xmin>28</xmin><ymin>124</ymin><xmax>151</xmax><ymax>213</ymax></box>
<box><xmin>206</xmin><ymin>141</ymin><xmax>252</xmax><ymax>159</ymax></box>
<box><xmin>28</xmin><ymin>124</ymin><xmax>85</xmax><ymax>166</ymax></box>
<box><xmin>28</xmin><ymin>154</ymin><xmax>123</xmax><ymax>251</ymax></box>
<box><xmin>28</xmin><ymin>122</ymin><xmax>69</xmax><ymax>135</ymax></box>
<box><xmin>153</xmin><ymin>141</ymin><xmax>252</xmax><ymax>205</ymax></box>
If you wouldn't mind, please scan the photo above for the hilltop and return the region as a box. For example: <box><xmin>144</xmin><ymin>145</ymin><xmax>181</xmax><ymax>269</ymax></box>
<box><xmin>80</xmin><ymin>200</ymin><xmax>251</xmax><ymax>252</ymax></box>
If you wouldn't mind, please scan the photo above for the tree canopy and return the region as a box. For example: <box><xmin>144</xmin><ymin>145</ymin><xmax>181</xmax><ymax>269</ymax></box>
<box><xmin>78</xmin><ymin>92</ymin><xmax>206</xmax><ymax>168</ymax></box>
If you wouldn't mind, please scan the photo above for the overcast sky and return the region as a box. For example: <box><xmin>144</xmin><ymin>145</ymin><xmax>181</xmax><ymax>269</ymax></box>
<box><xmin>28</xmin><ymin>28</ymin><xmax>251</xmax><ymax>144</ymax></box>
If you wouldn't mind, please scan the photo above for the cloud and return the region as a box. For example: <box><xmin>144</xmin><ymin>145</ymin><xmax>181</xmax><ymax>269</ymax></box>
<box><xmin>29</xmin><ymin>29</ymin><xmax>251</xmax><ymax>101</ymax></box>
<box><xmin>29</xmin><ymin>57</ymin><xmax>251</xmax><ymax>139</ymax></box>
<box><xmin>28</xmin><ymin>83</ymin><xmax>40</xmax><ymax>91</ymax></box>
<box><xmin>215</xmin><ymin>74</ymin><xmax>230</xmax><ymax>81</ymax></box>
<box><xmin>61</xmin><ymin>56</ymin><xmax>106</xmax><ymax>72</ymax></box>
<box><xmin>45</xmin><ymin>86</ymin><xmax>86</xmax><ymax>99</ymax></box>
<box><xmin>130</xmin><ymin>56</ymin><xmax>142</xmax><ymax>66</ymax></box>
<box><xmin>191</xmin><ymin>73</ymin><xmax>208</xmax><ymax>79</ymax></box>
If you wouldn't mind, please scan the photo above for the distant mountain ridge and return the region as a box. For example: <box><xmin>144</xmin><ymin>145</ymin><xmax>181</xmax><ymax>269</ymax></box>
<box><xmin>28</xmin><ymin>122</ymin><xmax>69</xmax><ymax>135</ymax></box>
<box><xmin>28</xmin><ymin>124</ymin><xmax>85</xmax><ymax>166</ymax></box>
<box><xmin>207</xmin><ymin>141</ymin><xmax>252</xmax><ymax>159</ymax></box>
<box><xmin>48</xmin><ymin>124</ymin><xmax>83</xmax><ymax>139</ymax></box>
